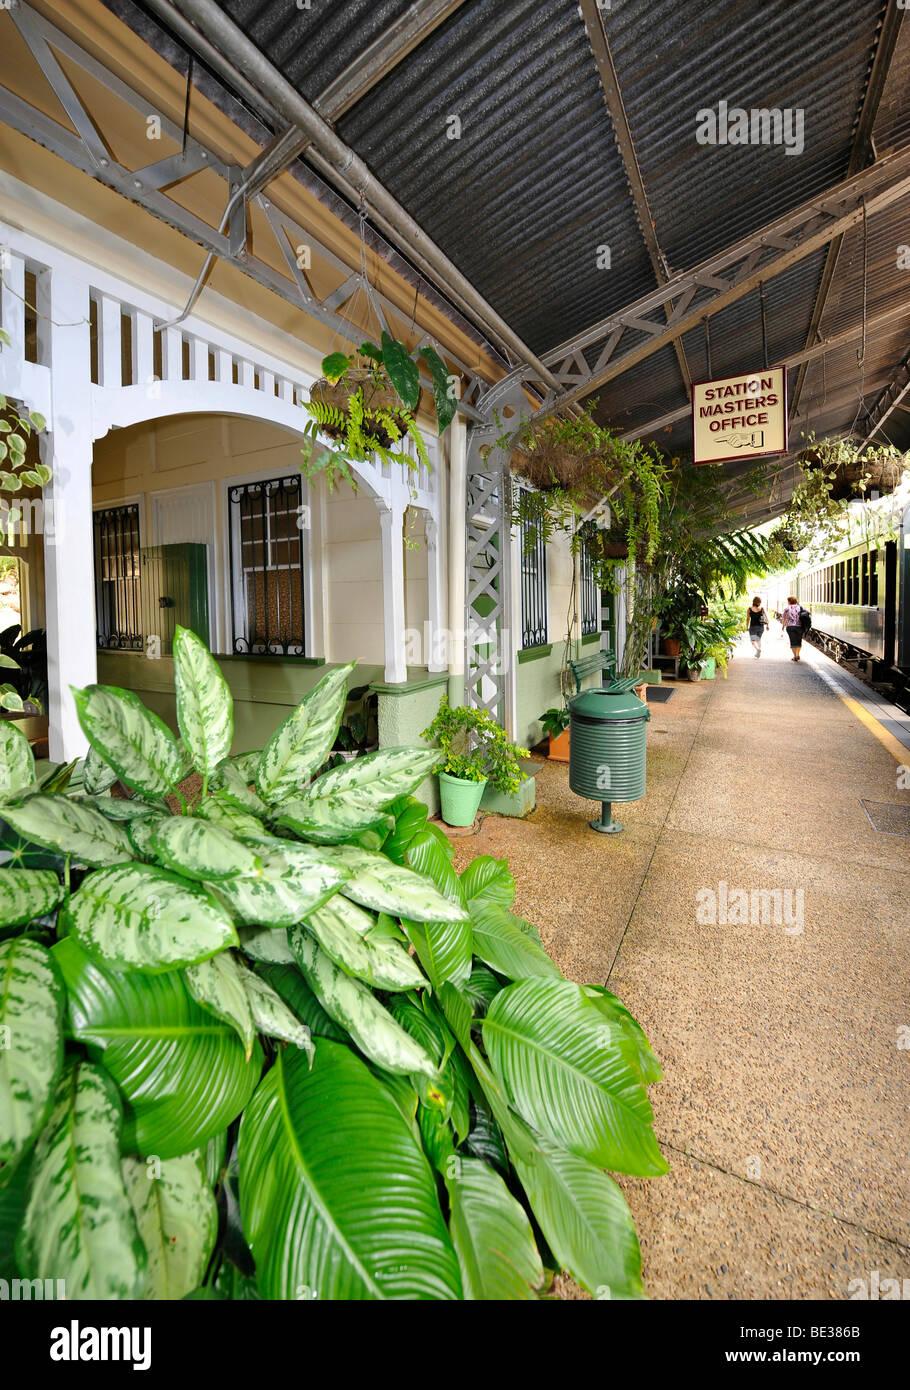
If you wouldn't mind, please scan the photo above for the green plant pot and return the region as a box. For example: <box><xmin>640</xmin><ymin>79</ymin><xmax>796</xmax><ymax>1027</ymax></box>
<box><xmin>700</xmin><ymin>657</ymin><xmax>716</xmax><ymax>679</ymax></box>
<box><xmin>439</xmin><ymin>771</ymin><xmax>487</xmax><ymax>827</ymax></box>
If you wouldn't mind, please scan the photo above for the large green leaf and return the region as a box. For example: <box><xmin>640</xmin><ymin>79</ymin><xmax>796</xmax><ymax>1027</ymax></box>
<box><xmin>446</xmin><ymin>1155</ymin><xmax>544</xmax><ymax>1299</ymax></box>
<box><xmin>255</xmin><ymin>662</ymin><xmax>356</xmax><ymax>803</ymax></box>
<box><xmin>173</xmin><ymin>626</ymin><xmax>233</xmax><ymax>781</ymax></box>
<box><xmin>64</xmin><ymin>863</ymin><xmax>238</xmax><ymax>973</ymax></box>
<box><xmin>123</xmin><ymin>1151</ymin><xmax>217</xmax><ymax>1300</ymax></box>
<box><xmin>1</xmin><ymin>794</ymin><xmax>133</xmax><ymax>867</ymax></box>
<box><xmin>211</xmin><ymin>838</ymin><xmax>349</xmax><ymax>928</ymax></box>
<box><xmin>0</xmin><ymin>722</ymin><xmax>35</xmax><ymax>801</ymax></box>
<box><xmin>241</xmin><ymin>966</ymin><xmax>313</xmax><ymax>1054</ymax></box>
<box><xmin>0</xmin><ymin>938</ymin><xmax>64</xmax><ymax>1179</ymax></box>
<box><xmin>272</xmin><ymin>792</ymin><xmax>394</xmax><ymax>845</ymax></box>
<box><xmin>79</xmin><ymin>793</ymin><xmax>167</xmax><ymax>823</ymax></box>
<box><xmin>195</xmin><ymin>794</ymin><xmax>265</xmax><ymax>840</ymax></box>
<box><xmin>0</xmin><ymin>1152</ymin><xmax>30</xmax><ymax>1277</ymax></box>
<box><xmin>210</xmin><ymin>760</ymin><xmax>267</xmax><ymax>816</ymax></box>
<box><xmin>482</xmin><ymin>979</ymin><xmax>667</xmax><ymax>1177</ymax></box>
<box><xmin>307</xmin><ymin>747</ymin><xmax>441</xmax><ymax>810</ymax></box>
<box><xmin>327</xmin><ymin>842</ymin><xmax>469</xmax><ymax>924</ymax></box>
<box><xmin>290</xmin><ymin>930</ymin><xmax>436</xmax><ymax>1077</ymax></box>
<box><xmin>239</xmin><ymin>1042</ymin><xmax>461</xmax><ymax>1299</ymax></box>
<box><xmin>150</xmin><ymin>817</ymin><xmax>262</xmax><ymax>882</ymax></box>
<box><xmin>582</xmin><ymin>985</ymin><xmax>663</xmax><ymax>1085</ymax></box>
<box><xmin>460</xmin><ymin>855</ymin><xmax>515</xmax><ymax>910</ymax></box>
<box><xmin>381</xmin><ymin>796</ymin><xmax>429</xmax><ymax>864</ymax></box>
<box><xmin>17</xmin><ymin>1061</ymin><xmax>147</xmax><ymax>1299</ymax></box>
<box><xmin>0</xmin><ymin>867</ymin><xmax>63</xmax><ymax>929</ymax></box>
<box><xmin>54</xmin><ymin>937</ymin><xmax>262</xmax><ymax>1158</ymax></box>
<box><xmin>380</xmin><ymin>331</ymin><xmax>420</xmax><ymax>410</ymax></box>
<box><xmin>418</xmin><ymin>343</ymin><xmax>457</xmax><ymax>432</ymax></box>
<box><xmin>470</xmin><ymin>900</ymin><xmax>561</xmax><ymax>981</ymax></box>
<box><xmin>72</xmin><ymin>684</ymin><xmax>184</xmax><ymax>797</ymax></box>
<box><xmin>237</xmin><ymin>925</ymin><xmax>295</xmax><ymax>964</ymax></box>
<box><xmin>512</xmin><ymin>1134</ymin><xmax>644</xmax><ymax>1299</ymax></box>
<box><xmin>302</xmin><ymin>896</ymin><xmax>426</xmax><ymax>992</ymax></box>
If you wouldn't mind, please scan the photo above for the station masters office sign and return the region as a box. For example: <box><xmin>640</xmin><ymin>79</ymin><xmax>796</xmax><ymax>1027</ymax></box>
<box><xmin>692</xmin><ymin>366</ymin><xmax>787</xmax><ymax>464</ymax></box>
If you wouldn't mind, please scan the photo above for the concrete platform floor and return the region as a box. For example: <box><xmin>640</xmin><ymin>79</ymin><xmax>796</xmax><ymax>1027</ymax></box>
<box><xmin>451</xmin><ymin>631</ymin><xmax>910</xmax><ymax>1299</ymax></box>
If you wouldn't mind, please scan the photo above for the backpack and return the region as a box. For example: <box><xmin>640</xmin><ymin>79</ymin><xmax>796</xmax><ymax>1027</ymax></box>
<box><xmin>799</xmin><ymin>606</ymin><xmax>812</xmax><ymax>633</ymax></box>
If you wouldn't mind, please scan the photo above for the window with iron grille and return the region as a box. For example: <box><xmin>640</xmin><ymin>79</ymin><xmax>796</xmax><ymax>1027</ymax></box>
<box><xmin>93</xmin><ymin>503</ymin><xmax>143</xmax><ymax>650</ymax></box>
<box><xmin>519</xmin><ymin>494</ymin><xmax>547</xmax><ymax>649</ymax></box>
<box><xmin>579</xmin><ymin>529</ymin><xmax>599</xmax><ymax>637</ymax></box>
<box><xmin>228</xmin><ymin>476</ymin><xmax>307</xmax><ymax>656</ymax></box>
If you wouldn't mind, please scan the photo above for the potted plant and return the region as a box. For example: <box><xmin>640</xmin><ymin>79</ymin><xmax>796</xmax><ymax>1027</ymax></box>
<box><xmin>422</xmin><ymin>695</ymin><xmax>529</xmax><ymax>826</ymax></box>
<box><xmin>540</xmin><ymin>705</ymin><xmax>571</xmax><ymax>761</ymax></box>
<box><xmin>301</xmin><ymin>333</ymin><xmax>456</xmax><ymax>492</ymax></box>
<box><xmin>656</xmin><ymin>584</ymin><xmax>704</xmax><ymax>657</ymax></box>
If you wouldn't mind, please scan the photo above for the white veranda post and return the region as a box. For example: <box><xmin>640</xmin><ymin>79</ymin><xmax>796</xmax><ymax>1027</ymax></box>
<box><xmin>38</xmin><ymin>268</ymin><xmax>97</xmax><ymax>762</ymax></box>
<box><xmin>377</xmin><ymin>498</ymin><xmax>408</xmax><ymax>684</ymax></box>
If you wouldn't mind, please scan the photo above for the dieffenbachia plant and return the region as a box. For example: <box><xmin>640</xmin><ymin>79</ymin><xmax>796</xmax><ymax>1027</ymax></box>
<box><xmin>0</xmin><ymin>627</ymin><xmax>666</xmax><ymax>1300</ymax></box>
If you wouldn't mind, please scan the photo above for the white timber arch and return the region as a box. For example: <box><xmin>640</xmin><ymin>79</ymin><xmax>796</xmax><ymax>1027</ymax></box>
<box><xmin>0</xmin><ymin>222</ymin><xmax>443</xmax><ymax>758</ymax></box>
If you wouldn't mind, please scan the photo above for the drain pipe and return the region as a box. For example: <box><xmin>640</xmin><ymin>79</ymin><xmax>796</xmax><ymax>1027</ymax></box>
<box><xmin>447</xmin><ymin>403</ymin><xmax>468</xmax><ymax>707</ymax></box>
<box><xmin>144</xmin><ymin>0</ymin><xmax>570</xmax><ymax>400</ymax></box>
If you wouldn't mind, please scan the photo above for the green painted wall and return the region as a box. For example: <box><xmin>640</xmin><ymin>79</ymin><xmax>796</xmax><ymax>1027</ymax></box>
<box><xmin>515</xmin><ymin>642</ymin><xmax>603</xmax><ymax>749</ymax></box>
<box><xmin>374</xmin><ymin>673</ymin><xmax>448</xmax><ymax>815</ymax></box>
<box><xmin>97</xmin><ymin>651</ymin><xmax>383</xmax><ymax>755</ymax></box>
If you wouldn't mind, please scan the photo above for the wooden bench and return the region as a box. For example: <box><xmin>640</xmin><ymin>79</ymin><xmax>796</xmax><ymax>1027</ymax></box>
<box><xmin>567</xmin><ymin>648</ymin><xmax>616</xmax><ymax>692</ymax></box>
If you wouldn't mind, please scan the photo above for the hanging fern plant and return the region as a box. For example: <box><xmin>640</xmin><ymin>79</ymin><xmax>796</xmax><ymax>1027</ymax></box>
<box><xmin>301</xmin><ymin>333</ymin><xmax>456</xmax><ymax>492</ymax></box>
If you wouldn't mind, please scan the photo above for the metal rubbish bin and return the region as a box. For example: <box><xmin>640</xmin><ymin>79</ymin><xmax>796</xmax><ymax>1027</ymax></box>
<box><xmin>568</xmin><ymin>676</ymin><xmax>650</xmax><ymax>834</ymax></box>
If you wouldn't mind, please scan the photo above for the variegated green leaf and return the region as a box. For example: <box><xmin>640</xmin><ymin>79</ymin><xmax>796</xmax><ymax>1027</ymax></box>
<box><xmin>0</xmin><ymin>938</ymin><xmax>64</xmax><ymax>1177</ymax></box>
<box><xmin>1</xmin><ymin>794</ymin><xmax>133</xmax><ymax>867</ymax></box>
<box><xmin>210</xmin><ymin>839</ymin><xmax>349</xmax><ymax>929</ymax></box>
<box><xmin>255</xmin><ymin>661</ymin><xmax>356</xmax><ymax>803</ymax></box>
<box><xmin>231</xmin><ymin>751</ymin><xmax>262</xmax><ymax>781</ymax></box>
<box><xmin>0</xmin><ymin>867</ymin><xmax>63</xmax><ymax>928</ymax></box>
<box><xmin>195</xmin><ymin>794</ymin><xmax>265</xmax><ymax>840</ymax></box>
<box><xmin>123</xmin><ymin>1150</ymin><xmax>217</xmax><ymax>1301</ymax></box>
<box><xmin>240</xmin><ymin>966</ymin><xmax>313</xmax><ymax>1054</ymax></box>
<box><xmin>150</xmin><ymin>817</ymin><xmax>262</xmax><ymax>882</ymax></box>
<box><xmin>54</xmin><ymin>937</ymin><xmax>262</xmax><ymax>1159</ymax></box>
<box><xmin>72</xmin><ymin>684</ymin><xmax>184</xmax><ymax>797</ymax></box>
<box><xmin>290</xmin><ymin>930</ymin><xmax>436</xmax><ymax>1076</ymax></box>
<box><xmin>446</xmin><ymin>1154</ymin><xmax>544</xmax><ymax>1300</ymax></box>
<box><xmin>77</xmin><ymin>794</ymin><xmax>166</xmax><ymax>823</ymax></box>
<box><xmin>308</xmin><ymin>747</ymin><xmax>441</xmax><ymax>810</ymax></box>
<box><xmin>83</xmin><ymin>743</ymin><xmax>118</xmax><ymax>795</ymax></box>
<box><xmin>255</xmin><ymin>962</ymin><xmax>346</xmax><ymax>1041</ymax></box>
<box><xmin>173</xmin><ymin>626</ymin><xmax>233</xmax><ymax>781</ymax></box>
<box><xmin>185</xmin><ymin>951</ymin><xmax>256</xmax><ymax>1058</ymax></box>
<box><xmin>303</xmin><ymin>897</ymin><xmax>426</xmax><ymax>992</ymax></box>
<box><xmin>272</xmin><ymin>792</ymin><xmax>394</xmax><ymax>845</ymax></box>
<box><xmin>211</xmin><ymin>759</ymin><xmax>267</xmax><ymax>816</ymax></box>
<box><xmin>0</xmin><ymin>722</ymin><xmax>35</xmax><ymax>802</ymax></box>
<box><xmin>237</xmin><ymin>925</ymin><xmax>295</xmax><ymax>964</ymax></box>
<box><xmin>18</xmin><ymin>1061</ymin><xmax>146</xmax><ymax>1298</ymax></box>
<box><xmin>325</xmin><ymin>843</ymin><xmax>470</xmax><ymax>924</ymax></box>
<box><xmin>64</xmin><ymin>863</ymin><xmax>238</xmax><ymax>973</ymax></box>
<box><xmin>125</xmin><ymin>814</ymin><xmax>167</xmax><ymax>862</ymax></box>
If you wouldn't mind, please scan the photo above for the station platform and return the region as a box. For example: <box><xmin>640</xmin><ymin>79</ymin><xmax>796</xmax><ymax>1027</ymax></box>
<box><xmin>452</xmin><ymin>628</ymin><xmax>910</xmax><ymax>1299</ymax></box>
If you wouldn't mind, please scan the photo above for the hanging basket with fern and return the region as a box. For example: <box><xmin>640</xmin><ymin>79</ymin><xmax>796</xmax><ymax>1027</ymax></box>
<box><xmin>309</xmin><ymin>369</ymin><xmax>403</xmax><ymax>447</ymax></box>
<box><xmin>827</xmin><ymin>454</ymin><xmax>905</xmax><ymax>502</ymax></box>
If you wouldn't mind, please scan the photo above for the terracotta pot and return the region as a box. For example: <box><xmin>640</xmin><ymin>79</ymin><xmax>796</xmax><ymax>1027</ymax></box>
<box><xmin>548</xmin><ymin>727</ymin><xmax>570</xmax><ymax>762</ymax></box>
<box><xmin>662</xmin><ymin>636</ymin><xmax>681</xmax><ymax>657</ymax></box>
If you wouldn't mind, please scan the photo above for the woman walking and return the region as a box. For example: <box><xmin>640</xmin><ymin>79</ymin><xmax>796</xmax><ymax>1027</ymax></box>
<box><xmin>746</xmin><ymin>596</ymin><xmax>769</xmax><ymax>657</ymax></box>
<box><xmin>781</xmin><ymin>595</ymin><xmax>804</xmax><ymax>661</ymax></box>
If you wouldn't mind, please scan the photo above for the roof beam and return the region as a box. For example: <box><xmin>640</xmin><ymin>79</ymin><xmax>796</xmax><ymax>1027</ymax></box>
<box><xmin>788</xmin><ymin>3</ymin><xmax>905</xmax><ymax>421</ymax></box>
<box><xmin>619</xmin><ymin>298</ymin><xmax>910</xmax><ymax>440</ymax></box>
<box><xmin>859</xmin><ymin>345</ymin><xmax>910</xmax><ymax>446</ymax></box>
<box><xmin>312</xmin><ymin>1</ymin><xmax>468</xmax><ymax>120</ymax></box>
<box><xmin>579</xmin><ymin>0</ymin><xmax>692</xmax><ymax>397</ymax></box>
<box><xmin>482</xmin><ymin>147</ymin><xmax>910</xmax><ymax>416</ymax></box>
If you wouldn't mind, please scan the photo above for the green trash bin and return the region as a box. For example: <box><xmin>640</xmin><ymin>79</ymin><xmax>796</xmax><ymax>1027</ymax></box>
<box><xmin>568</xmin><ymin>676</ymin><xmax>650</xmax><ymax>834</ymax></box>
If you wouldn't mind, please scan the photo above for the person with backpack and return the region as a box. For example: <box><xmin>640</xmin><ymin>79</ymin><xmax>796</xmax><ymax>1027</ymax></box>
<box><xmin>781</xmin><ymin>596</ymin><xmax>804</xmax><ymax>662</ymax></box>
<box><xmin>799</xmin><ymin>603</ymin><xmax>812</xmax><ymax>638</ymax></box>
<box><xmin>746</xmin><ymin>596</ymin><xmax>769</xmax><ymax>657</ymax></box>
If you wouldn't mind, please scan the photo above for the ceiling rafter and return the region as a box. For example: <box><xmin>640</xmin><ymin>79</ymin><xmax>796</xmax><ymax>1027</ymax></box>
<box><xmin>477</xmin><ymin>148</ymin><xmax>910</xmax><ymax>417</ymax></box>
<box><xmin>0</xmin><ymin>1</ymin><xmax>491</xmax><ymax>417</ymax></box>
<box><xmin>578</xmin><ymin>0</ymin><xmax>692</xmax><ymax>398</ymax></box>
<box><xmin>788</xmin><ymin>2</ymin><xmax>905</xmax><ymax>422</ymax></box>
<box><xmin>859</xmin><ymin>344</ymin><xmax>910</xmax><ymax>447</ymax></box>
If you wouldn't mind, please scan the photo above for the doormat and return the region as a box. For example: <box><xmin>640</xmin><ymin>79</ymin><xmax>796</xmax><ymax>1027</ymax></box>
<box><xmin>646</xmin><ymin>687</ymin><xmax>674</xmax><ymax>703</ymax></box>
<box><xmin>860</xmin><ymin>800</ymin><xmax>910</xmax><ymax>836</ymax></box>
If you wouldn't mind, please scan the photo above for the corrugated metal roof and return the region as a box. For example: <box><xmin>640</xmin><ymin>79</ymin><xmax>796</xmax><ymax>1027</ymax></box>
<box><xmin>103</xmin><ymin>0</ymin><xmax>910</xmax><ymax>498</ymax></box>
